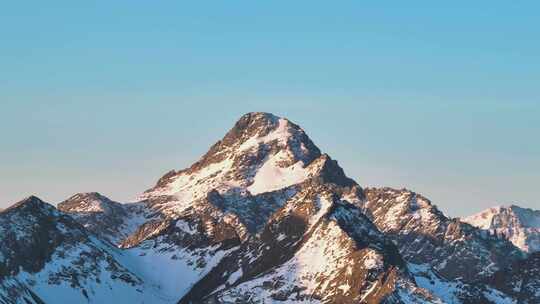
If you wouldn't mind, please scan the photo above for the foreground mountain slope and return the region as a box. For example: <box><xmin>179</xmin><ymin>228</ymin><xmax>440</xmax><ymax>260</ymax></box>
<box><xmin>361</xmin><ymin>188</ymin><xmax>528</xmax><ymax>303</ymax></box>
<box><xmin>462</xmin><ymin>205</ymin><xmax>540</xmax><ymax>253</ymax></box>
<box><xmin>0</xmin><ymin>196</ymin><xmax>172</xmax><ymax>304</ymax></box>
<box><xmin>180</xmin><ymin>181</ymin><xmax>438</xmax><ymax>304</ymax></box>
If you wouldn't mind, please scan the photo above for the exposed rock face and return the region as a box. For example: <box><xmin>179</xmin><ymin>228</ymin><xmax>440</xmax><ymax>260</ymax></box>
<box><xmin>179</xmin><ymin>182</ymin><xmax>436</xmax><ymax>304</ymax></box>
<box><xmin>0</xmin><ymin>196</ymin><xmax>73</xmax><ymax>276</ymax></box>
<box><xmin>2</xmin><ymin>112</ymin><xmax>538</xmax><ymax>304</ymax></box>
<box><xmin>362</xmin><ymin>188</ymin><xmax>523</xmax><ymax>283</ymax></box>
<box><xmin>462</xmin><ymin>205</ymin><xmax>540</xmax><ymax>253</ymax></box>
<box><xmin>487</xmin><ymin>252</ymin><xmax>540</xmax><ymax>304</ymax></box>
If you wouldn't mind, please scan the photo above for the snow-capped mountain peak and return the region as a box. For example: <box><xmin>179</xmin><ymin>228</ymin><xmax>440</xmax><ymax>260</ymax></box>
<box><xmin>462</xmin><ymin>204</ymin><xmax>540</xmax><ymax>253</ymax></box>
<box><xmin>152</xmin><ymin>112</ymin><xmax>321</xmax><ymax>189</ymax></box>
<box><xmin>139</xmin><ymin>113</ymin><xmax>343</xmax><ymax>218</ymax></box>
<box><xmin>211</xmin><ymin>112</ymin><xmax>319</xmax><ymax>159</ymax></box>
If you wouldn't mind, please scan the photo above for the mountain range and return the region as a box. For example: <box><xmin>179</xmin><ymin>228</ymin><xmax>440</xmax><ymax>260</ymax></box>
<box><xmin>1</xmin><ymin>112</ymin><xmax>538</xmax><ymax>304</ymax></box>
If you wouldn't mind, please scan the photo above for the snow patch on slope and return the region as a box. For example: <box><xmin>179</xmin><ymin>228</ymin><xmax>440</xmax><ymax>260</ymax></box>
<box><xmin>248</xmin><ymin>150</ymin><xmax>310</xmax><ymax>195</ymax></box>
<box><xmin>144</xmin><ymin>158</ymin><xmax>236</xmax><ymax>215</ymax></box>
<box><xmin>122</xmin><ymin>242</ymin><xmax>238</xmax><ymax>300</ymax></box>
<box><xmin>14</xmin><ymin>238</ymin><xmax>172</xmax><ymax>304</ymax></box>
<box><xmin>408</xmin><ymin>263</ymin><xmax>462</xmax><ymax>303</ymax></box>
<box><xmin>238</xmin><ymin>117</ymin><xmax>290</xmax><ymax>151</ymax></box>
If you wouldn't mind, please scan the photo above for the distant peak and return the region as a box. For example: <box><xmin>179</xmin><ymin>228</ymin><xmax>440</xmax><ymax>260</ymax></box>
<box><xmin>66</xmin><ymin>192</ymin><xmax>109</xmax><ymax>202</ymax></box>
<box><xmin>462</xmin><ymin>203</ymin><xmax>540</xmax><ymax>253</ymax></box>
<box><xmin>58</xmin><ymin>192</ymin><xmax>118</xmax><ymax>214</ymax></box>
<box><xmin>463</xmin><ymin>204</ymin><xmax>540</xmax><ymax>227</ymax></box>
<box><xmin>3</xmin><ymin>195</ymin><xmax>55</xmax><ymax>214</ymax></box>
<box><xmin>14</xmin><ymin>195</ymin><xmax>46</xmax><ymax>206</ymax></box>
<box><xmin>474</xmin><ymin>204</ymin><xmax>537</xmax><ymax>215</ymax></box>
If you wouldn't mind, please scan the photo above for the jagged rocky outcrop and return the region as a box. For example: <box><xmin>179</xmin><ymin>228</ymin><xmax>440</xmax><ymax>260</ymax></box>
<box><xmin>361</xmin><ymin>188</ymin><xmax>523</xmax><ymax>284</ymax></box>
<box><xmin>2</xmin><ymin>112</ymin><xmax>538</xmax><ymax>304</ymax></box>
<box><xmin>462</xmin><ymin>205</ymin><xmax>540</xmax><ymax>253</ymax></box>
<box><xmin>57</xmin><ymin>192</ymin><xmax>158</xmax><ymax>245</ymax></box>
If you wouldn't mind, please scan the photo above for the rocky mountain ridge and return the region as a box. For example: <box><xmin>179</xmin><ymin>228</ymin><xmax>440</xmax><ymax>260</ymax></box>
<box><xmin>1</xmin><ymin>112</ymin><xmax>537</xmax><ymax>304</ymax></box>
<box><xmin>462</xmin><ymin>205</ymin><xmax>540</xmax><ymax>253</ymax></box>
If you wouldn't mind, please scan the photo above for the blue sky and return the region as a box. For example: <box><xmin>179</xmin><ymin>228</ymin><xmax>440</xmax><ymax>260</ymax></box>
<box><xmin>1</xmin><ymin>2</ymin><xmax>539</xmax><ymax>216</ymax></box>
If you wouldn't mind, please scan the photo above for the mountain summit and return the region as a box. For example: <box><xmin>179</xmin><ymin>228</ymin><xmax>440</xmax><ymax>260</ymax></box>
<box><xmin>144</xmin><ymin>112</ymin><xmax>322</xmax><ymax>197</ymax></box>
<box><xmin>141</xmin><ymin>112</ymin><xmax>357</xmax><ymax>218</ymax></box>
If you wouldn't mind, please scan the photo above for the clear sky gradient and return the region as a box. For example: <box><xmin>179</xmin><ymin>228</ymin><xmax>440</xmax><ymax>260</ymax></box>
<box><xmin>1</xmin><ymin>2</ymin><xmax>539</xmax><ymax>216</ymax></box>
